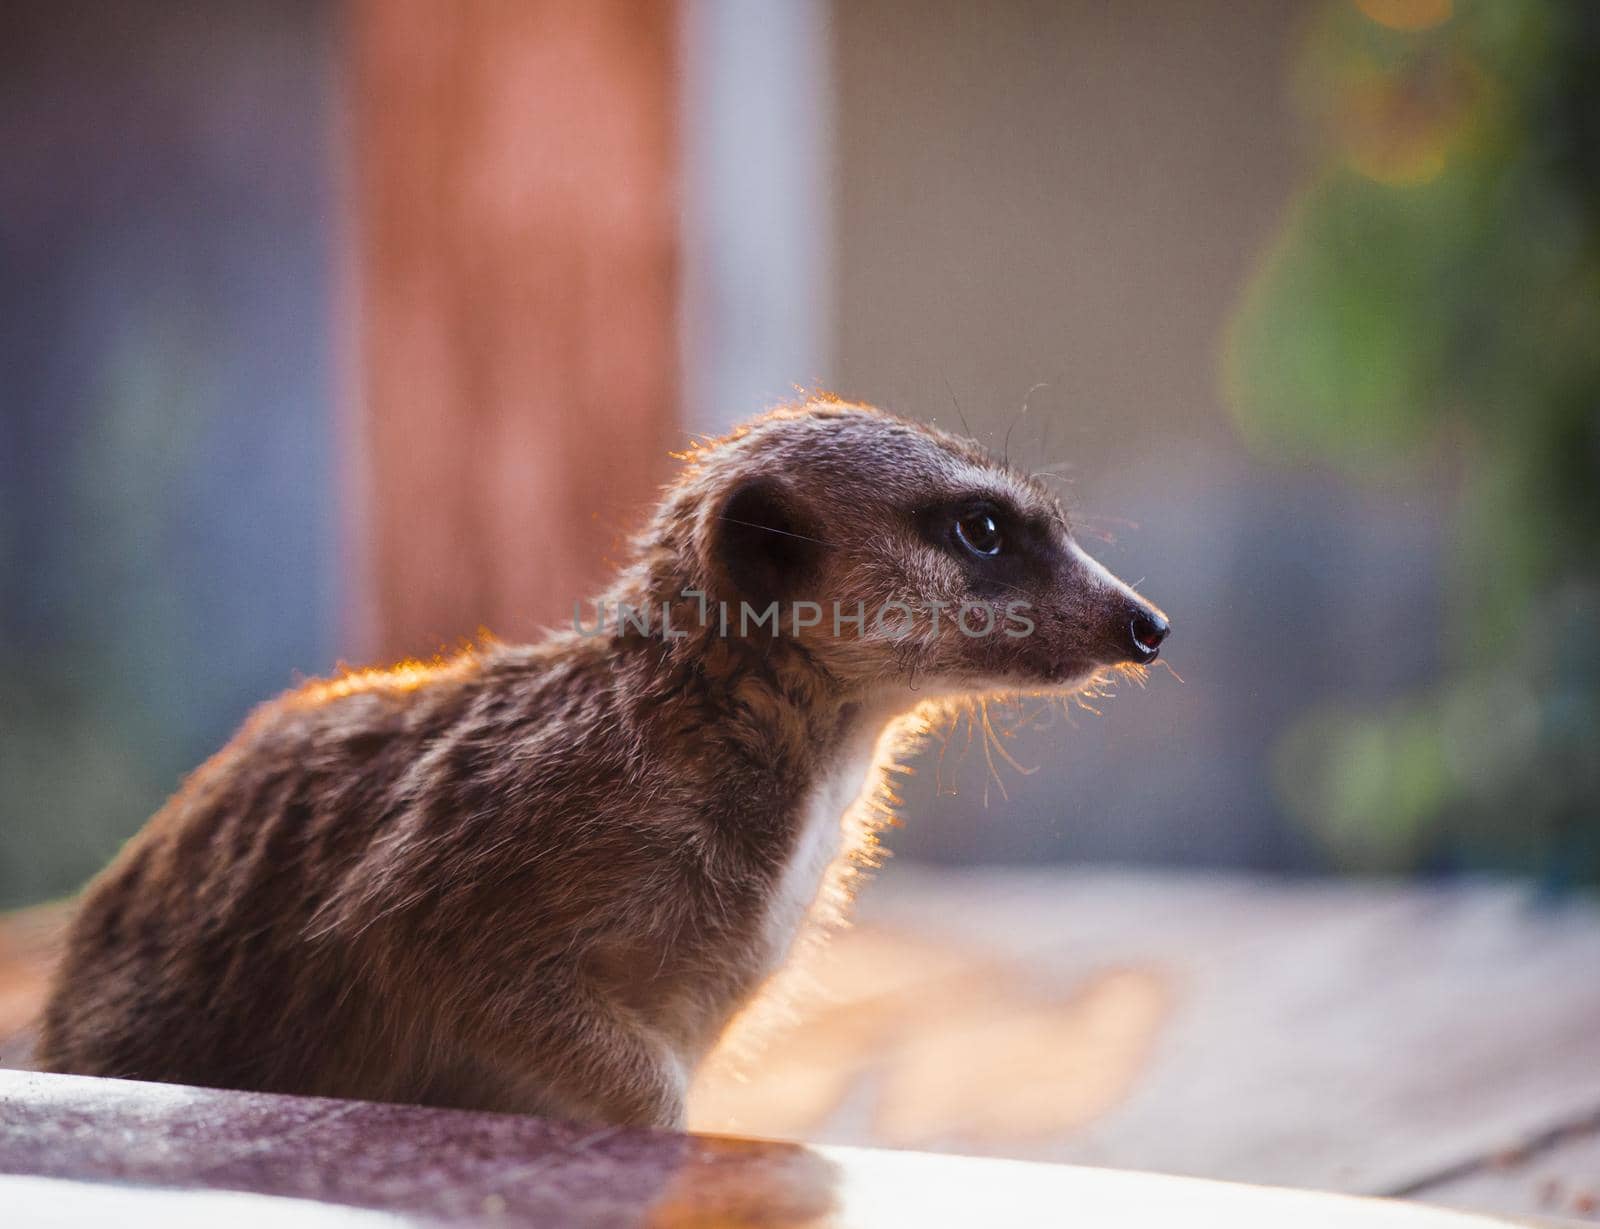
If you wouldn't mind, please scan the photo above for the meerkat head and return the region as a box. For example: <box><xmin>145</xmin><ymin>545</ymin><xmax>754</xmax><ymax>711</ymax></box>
<box><xmin>652</xmin><ymin>397</ymin><xmax>1168</xmax><ymax>703</ymax></box>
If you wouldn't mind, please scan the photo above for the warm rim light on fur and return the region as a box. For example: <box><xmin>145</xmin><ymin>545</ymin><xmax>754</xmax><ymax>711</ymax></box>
<box><xmin>701</xmin><ymin>662</ymin><xmax>1168</xmax><ymax>1074</ymax></box>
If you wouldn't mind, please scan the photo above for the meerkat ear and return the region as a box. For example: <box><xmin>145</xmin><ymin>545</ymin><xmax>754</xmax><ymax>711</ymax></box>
<box><xmin>714</xmin><ymin>477</ymin><xmax>821</xmax><ymax>607</ymax></box>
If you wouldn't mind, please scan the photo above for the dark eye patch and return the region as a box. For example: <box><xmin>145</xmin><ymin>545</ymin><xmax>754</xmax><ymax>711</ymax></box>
<box><xmin>912</xmin><ymin>496</ymin><xmax>1064</xmax><ymax>598</ymax></box>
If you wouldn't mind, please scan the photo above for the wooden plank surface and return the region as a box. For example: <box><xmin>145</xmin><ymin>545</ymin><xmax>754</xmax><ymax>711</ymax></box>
<box><xmin>1412</xmin><ymin>1118</ymin><xmax>1600</xmax><ymax>1225</ymax></box>
<box><xmin>6</xmin><ymin>871</ymin><xmax>1598</xmax><ymax>1222</ymax></box>
<box><xmin>689</xmin><ymin>869</ymin><xmax>1600</xmax><ymax>1218</ymax></box>
<box><xmin>0</xmin><ymin>1070</ymin><xmax>1562</xmax><ymax>1228</ymax></box>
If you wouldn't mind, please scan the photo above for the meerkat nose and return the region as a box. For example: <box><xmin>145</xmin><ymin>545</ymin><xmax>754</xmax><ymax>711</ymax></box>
<box><xmin>1129</xmin><ymin>607</ymin><xmax>1170</xmax><ymax>663</ymax></box>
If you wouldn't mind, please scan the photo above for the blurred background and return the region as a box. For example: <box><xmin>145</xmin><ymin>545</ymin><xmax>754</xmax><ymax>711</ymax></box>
<box><xmin>2</xmin><ymin>0</ymin><xmax>1598</xmax><ymax>1215</ymax></box>
<box><xmin>6</xmin><ymin>0</ymin><xmax>1596</xmax><ymax>904</ymax></box>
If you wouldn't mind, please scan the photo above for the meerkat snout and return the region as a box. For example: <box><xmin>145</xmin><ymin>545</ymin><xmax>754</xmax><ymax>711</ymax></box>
<box><xmin>1047</xmin><ymin>540</ymin><xmax>1172</xmax><ymax>678</ymax></box>
<box><xmin>39</xmin><ymin>396</ymin><xmax>1171</xmax><ymax>1130</ymax></box>
<box><xmin>1129</xmin><ymin>606</ymin><xmax>1170</xmax><ymax>662</ymax></box>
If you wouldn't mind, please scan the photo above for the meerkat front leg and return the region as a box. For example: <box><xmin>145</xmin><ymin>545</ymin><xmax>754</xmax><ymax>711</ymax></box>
<box><xmin>467</xmin><ymin>977</ymin><xmax>689</xmax><ymax>1128</ymax></box>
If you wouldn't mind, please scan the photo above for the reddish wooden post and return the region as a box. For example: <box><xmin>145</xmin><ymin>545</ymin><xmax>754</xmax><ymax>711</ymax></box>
<box><xmin>347</xmin><ymin>0</ymin><xmax>679</xmax><ymax>662</ymax></box>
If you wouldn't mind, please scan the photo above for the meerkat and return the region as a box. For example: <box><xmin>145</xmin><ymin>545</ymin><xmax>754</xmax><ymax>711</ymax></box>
<box><xmin>38</xmin><ymin>398</ymin><xmax>1169</xmax><ymax>1128</ymax></box>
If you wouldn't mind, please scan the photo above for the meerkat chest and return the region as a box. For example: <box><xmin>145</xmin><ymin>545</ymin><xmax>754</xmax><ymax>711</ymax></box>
<box><xmin>754</xmin><ymin>743</ymin><xmax>878</xmax><ymax>974</ymax></box>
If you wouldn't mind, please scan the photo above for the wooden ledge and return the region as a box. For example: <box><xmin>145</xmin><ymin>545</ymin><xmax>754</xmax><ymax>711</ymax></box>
<box><xmin>0</xmin><ymin>1069</ymin><xmax>1561</xmax><ymax>1227</ymax></box>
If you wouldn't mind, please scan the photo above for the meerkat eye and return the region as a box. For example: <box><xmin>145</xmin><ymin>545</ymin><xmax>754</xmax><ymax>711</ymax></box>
<box><xmin>953</xmin><ymin>508</ymin><xmax>1004</xmax><ymax>557</ymax></box>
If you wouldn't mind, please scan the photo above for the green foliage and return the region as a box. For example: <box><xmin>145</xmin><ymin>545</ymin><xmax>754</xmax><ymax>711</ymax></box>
<box><xmin>1228</xmin><ymin>0</ymin><xmax>1600</xmax><ymax>884</ymax></box>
